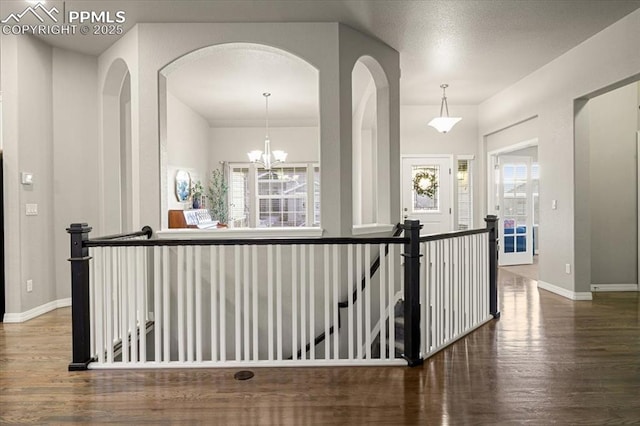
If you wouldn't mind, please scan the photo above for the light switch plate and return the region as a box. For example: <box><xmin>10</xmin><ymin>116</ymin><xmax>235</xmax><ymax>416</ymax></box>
<box><xmin>26</xmin><ymin>204</ymin><xmax>38</xmax><ymax>216</ymax></box>
<box><xmin>21</xmin><ymin>172</ymin><xmax>34</xmax><ymax>185</ymax></box>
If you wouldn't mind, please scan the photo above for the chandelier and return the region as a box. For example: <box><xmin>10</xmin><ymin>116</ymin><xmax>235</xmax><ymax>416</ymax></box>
<box><xmin>428</xmin><ymin>84</ymin><xmax>462</xmax><ymax>133</ymax></box>
<box><xmin>247</xmin><ymin>92</ymin><xmax>287</xmax><ymax>170</ymax></box>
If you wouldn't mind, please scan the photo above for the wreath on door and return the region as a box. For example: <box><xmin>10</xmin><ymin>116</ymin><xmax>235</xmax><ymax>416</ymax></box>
<box><xmin>412</xmin><ymin>169</ymin><xmax>438</xmax><ymax>198</ymax></box>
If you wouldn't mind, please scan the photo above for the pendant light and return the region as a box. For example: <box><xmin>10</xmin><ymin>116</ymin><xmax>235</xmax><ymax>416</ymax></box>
<box><xmin>428</xmin><ymin>84</ymin><xmax>462</xmax><ymax>133</ymax></box>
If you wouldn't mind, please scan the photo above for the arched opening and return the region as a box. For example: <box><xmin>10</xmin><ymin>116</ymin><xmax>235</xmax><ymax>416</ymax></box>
<box><xmin>352</xmin><ymin>56</ymin><xmax>391</xmax><ymax>229</ymax></box>
<box><xmin>102</xmin><ymin>58</ymin><xmax>132</xmax><ymax>234</ymax></box>
<box><xmin>159</xmin><ymin>43</ymin><xmax>320</xmax><ymax>230</ymax></box>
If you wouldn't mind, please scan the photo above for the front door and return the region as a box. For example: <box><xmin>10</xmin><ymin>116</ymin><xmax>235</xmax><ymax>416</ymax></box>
<box><xmin>402</xmin><ymin>156</ymin><xmax>452</xmax><ymax>235</ymax></box>
<box><xmin>498</xmin><ymin>156</ymin><xmax>533</xmax><ymax>266</ymax></box>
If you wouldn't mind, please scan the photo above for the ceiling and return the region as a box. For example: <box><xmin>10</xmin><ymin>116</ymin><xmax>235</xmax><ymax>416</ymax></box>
<box><xmin>3</xmin><ymin>0</ymin><xmax>639</xmax><ymax>107</ymax></box>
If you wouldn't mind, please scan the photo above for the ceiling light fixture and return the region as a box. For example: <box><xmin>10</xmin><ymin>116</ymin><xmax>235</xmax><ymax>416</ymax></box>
<box><xmin>428</xmin><ymin>84</ymin><xmax>461</xmax><ymax>133</ymax></box>
<box><xmin>247</xmin><ymin>92</ymin><xmax>287</xmax><ymax>170</ymax></box>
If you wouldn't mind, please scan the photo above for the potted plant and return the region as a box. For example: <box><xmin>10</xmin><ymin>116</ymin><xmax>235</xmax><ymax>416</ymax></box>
<box><xmin>191</xmin><ymin>180</ymin><xmax>204</xmax><ymax>209</ymax></box>
<box><xmin>207</xmin><ymin>168</ymin><xmax>228</xmax><ymax>226</ymax></box>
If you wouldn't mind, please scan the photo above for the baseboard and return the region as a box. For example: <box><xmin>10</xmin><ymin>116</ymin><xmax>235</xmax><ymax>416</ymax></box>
<box><xmin>537</xmin><ymin>281</ymin><xmax>592</xmax><ymax>301</ymax></box>
<box><xmin>590</xmin><ymin>283</ymin><xmax>639</xmax><ymax>292</ymax></box>
<box><xmin>2</xmin><ymin>298</ymin><xmax>72</xmax><ymax>323</ymax></box>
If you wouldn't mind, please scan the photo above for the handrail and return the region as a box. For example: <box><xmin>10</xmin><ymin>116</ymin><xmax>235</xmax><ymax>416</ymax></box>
<box><xmin>85</xmin><ymin>235</ymin><xmax>407</xmax><ymax>247</ymax></box>
<box><xmin>419</xmin><ymin>227</ymin><xmax>488</xmax><ymax>243</ymax></box>
<box><xmin>91</xmin><ymin>226</ymin><xmax>153</xmax><ymax>241</ymax></box>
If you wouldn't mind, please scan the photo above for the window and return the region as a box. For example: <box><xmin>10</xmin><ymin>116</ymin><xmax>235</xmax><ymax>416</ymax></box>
<box><xmin>228</xmin><ymin>163</ymin><xmax>320</xmax><ymax>228</ymax></box>
<box><xmin>457</xmin><ymin>158</ymin><xmax>473</xmax><ymax>230</ymax></box>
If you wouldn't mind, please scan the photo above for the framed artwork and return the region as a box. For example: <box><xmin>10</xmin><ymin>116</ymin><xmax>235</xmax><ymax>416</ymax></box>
<box><xmin>175</xmin><ymin>170</ymin><xmax>191</xmax><ymax>202</ymax></box>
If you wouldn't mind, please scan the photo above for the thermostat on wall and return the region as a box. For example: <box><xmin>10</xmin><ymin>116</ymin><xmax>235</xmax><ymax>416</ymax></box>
<box><xmin>21</xmin><ymin>172</ymin><xmax>33</xmax><ymax>185</ymax></box>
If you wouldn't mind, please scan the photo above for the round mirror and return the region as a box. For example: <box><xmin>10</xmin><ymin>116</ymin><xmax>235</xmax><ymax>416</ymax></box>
<box><xmin>175</xmin><ymin>170</ymin><xmax>191</xmax><ymax>202</ymax></box>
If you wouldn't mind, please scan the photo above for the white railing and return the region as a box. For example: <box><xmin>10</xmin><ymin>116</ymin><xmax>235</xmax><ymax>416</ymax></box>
<box><xmin>420</xmin><ymin>231</ymin><xmax>492</xmax><ymax>358</ymax></box>
<box><xmin>86</xmin><ymin>239</ymin><xmax>406</xmax><ymax>369</ymax></box>
<box><xmin>68</xmin><ymin>217</ymin><xmax>499</xmax><ymax>371</ymax></box>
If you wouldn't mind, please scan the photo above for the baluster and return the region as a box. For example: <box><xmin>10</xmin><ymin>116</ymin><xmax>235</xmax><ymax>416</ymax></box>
<box><xmin>252</xmin><ymin>245</ymin><xmax>259</xmax><ymax>361</ymax></box>
<box><xmin>291</xmin><ymin>245</ymin><xmax>298</xmax><ymax>361</ymax></box>
<box><xmin>365</xmin><ymin>244</ymin><xmax>372</xmax><ymax>360</ymax></box>
<box><xmin>153</xmin><ymin>246</ymin><xmax>161</xmax><ymax>363</ymax></box>
<box><xmin>235</xmin><ymin>245</ymin><xmax>241</xmax><ymax>362</ymax></box>
<box><xmin>388</xmin><ymin>244</ymin><xmax>395</xmax><ymax>359</ymax></box>
<box><xmin>309</xmin><ymin>245</ymin><xmax>315</xmax><ymax>361</ymax></box>
<box><xmin>379</xmin><ymin>243</ymin><xmax>387</xmax><ymax>361</ymax></box>
<box><xmin>177</xmin><ymin>246</ymin><xmax>185</xmax><ymax>363</ymax></box>
<box><xmin>162</xmin><ymin>246</ymin><xmax>170</xmax><ymax>363</ymax></box>
<box><xmin>356</xmin><ymin>244</ymin><xmax>363</xmax><ymax>360</ymax></box>
<box><xmin>276</xmin><ymin>245</ymin><xmax>283</xmax><ymax>361</ymax></box>
<box><xmin>332</xmin><ymin>244</ymin><xmax>339</xmax><ymax>360</ymax></box>
<box><xmin>300</xmin><ymin>245</ymin><xmax>307</xmax><ymax>361</ymax></box>
<box><xmin>106</xmin><ymin>247</ymin><xmax>115</xmax><ymax>364</ymax></box>
<box><xmin>219</xmin><ymin>246</ymin><xmax>226</xmax><ymax>362</ymax></box>
<box><xmin>267</xmin><ymin>245</ymin><xmax>274</xmax><ymax>361</ymax></box>
<box><xmin>347</xmin><ymin>244</ymin><xmax>354</xmax><ymax>361</ymax></box>
<box><xmin>323</xmin><ymin>245</ymin><xmax>330</xmax><ymax>360</ymax></box>
<box><xmin>243</xmin><ymin>245</ymin><xmax>250</xmax><ymax>361</ymax></box>
<box><xmin>195</xmin><ymin>246</ymin><xmax>203</xmax><ymax>362</ymax></box>
<box><xmin>137</xmin><ymin>246</ymin><xmax>146</xmax><ymax>363</ymax></box>
<box><xmin>210</xmin><ymin>246</ymin><xmax>218</xmax><ymax>362</ymax></box>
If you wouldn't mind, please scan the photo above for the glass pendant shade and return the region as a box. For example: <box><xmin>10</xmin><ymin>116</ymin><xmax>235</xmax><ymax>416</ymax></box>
<box><xmin>428</xmin><ymin>116</ymin><xmax>462</xmax><ymax>133</ymax></box>
<box><xmin>428</xmin><ymin>84</ymin><xmax>462</xmax><ymax>133</ymax></box>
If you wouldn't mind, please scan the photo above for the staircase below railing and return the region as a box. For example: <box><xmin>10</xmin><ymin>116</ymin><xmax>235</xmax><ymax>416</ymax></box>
<box><xmin>67</xmin><ymin>217</ymin><xmax>499</xmax><ymax>371</ymax></box>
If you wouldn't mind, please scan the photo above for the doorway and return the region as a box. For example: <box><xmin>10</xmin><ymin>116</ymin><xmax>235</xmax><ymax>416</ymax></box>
<box><xmin>401</xmin><ymin>156</ymin><xmax>453</xmax><ymax>235</ymax></box>
<box><xmin>488</xmin><ymin>142</ymin><xmax>539</xmax><ymax>267</ymax></box>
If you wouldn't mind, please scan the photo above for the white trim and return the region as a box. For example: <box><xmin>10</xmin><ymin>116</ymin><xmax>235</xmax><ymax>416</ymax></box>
<box><xmin>590</xmin><ymin>284</ymin><xmax>639</xmax><ymax>292</ymax></box>
<box><xmin>537</xmin><ymin>280</ymin><xmax>592</xmax><ymax>301</ymax></box>
<box><xmin>88</xmin><ymin>359</ymin><xmax>408</xmax><ymax>369</ymax></box>
<box><xmin>637</xmin><ymin>132</ymin><xmax>640</xmax><ymax>292</ymax></box>
<box><xmin>486</xmin><ymin>138</ymin><xmax>539</xmax><ymax>217</ymax></box>
<box><xmin>352</xmin><ymin>223</ymin><xmax>395</xmax><ymax>235</ymax></box>
<box><xmin>3</xmin><ymin>298</ymin><xmax>72</xmax><ymax>323</ymax></box>
<box><xmin>157</xmin><ymin>227</ymin><xmax>324</xmax><ymax>239</ymax></box>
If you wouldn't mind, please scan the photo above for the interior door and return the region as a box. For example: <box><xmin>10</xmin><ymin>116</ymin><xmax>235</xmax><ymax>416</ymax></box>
<box><xmin>498</xmin><ymin>156</ymin><xmax>533</xmax><ymax>266</ymax></box>
<box><xmin>402</xmin><ymin>156</ymin><xmax>452</xmax><ymax>235</ymax></box>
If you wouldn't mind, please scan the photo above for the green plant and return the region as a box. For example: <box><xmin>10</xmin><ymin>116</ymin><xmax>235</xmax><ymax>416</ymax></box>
<box><xmin>208</xmin><ymin>168</ymin><xmax>228</xmax><ymax>224</ymax></box>
<box><xmin>191</xmin><ymin>180</ymin><xmax>204</xmax><ymax>199</ymax></box>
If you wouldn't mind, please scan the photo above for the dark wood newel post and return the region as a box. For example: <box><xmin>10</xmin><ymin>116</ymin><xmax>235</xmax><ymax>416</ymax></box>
<box><xmin>484</xmin><ymin>215</ymin><xmax>501</xmax><ymax>319</ymax></box>
<box><xmin>401</xmin><ymin>219</ymin><xmax>423</xmax><ymax>367</ymax></box>
<box><xmin>67</xmin><ymin>223</ymin><xmax>93</xmax><ymax>371</ymax></box>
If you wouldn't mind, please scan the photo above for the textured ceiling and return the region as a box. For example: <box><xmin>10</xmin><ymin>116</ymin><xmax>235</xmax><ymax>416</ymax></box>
<box><xmin>2</xmin><ymin>0</ymin><xmax>639</xmax><ymax>106</ymax></box>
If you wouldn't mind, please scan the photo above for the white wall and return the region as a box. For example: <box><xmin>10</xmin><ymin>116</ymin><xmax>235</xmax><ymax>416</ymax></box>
<box><xmin>98</xmin><ymin>27</ymin><xmax>140</xmax><ymax>234</ymax></box>
<box><xmin>589</xmin><ymin>82</ymin><xmax>639</xmax><ymax>285</ymax></box>
<box><xmin>115</xmin><ymin>22</ymin><xmax>399</xmax><ymax>236</ymax></box>
<box><xmin>401</xmin><ymin>104</ymin><xmax>480</xmax><ymax>226</ymax></box>
<box><xmin>478</xmin><ymin>9</ymin><xmax>640</xmax><ymax>296</ymax></box>
<box><xmin>166</xmin><ymin>91</ymin><xmax>212</xmax><ymax>210</ymax></box>
<box><xmin>52</xmin><ymin>48</ymin><xmax>100</xmax><ymax>301</ymax></box>
<box><xmin>209</xmin><ymin>126</ymin><xmax>319</xmax><ymax>166</ymax></box>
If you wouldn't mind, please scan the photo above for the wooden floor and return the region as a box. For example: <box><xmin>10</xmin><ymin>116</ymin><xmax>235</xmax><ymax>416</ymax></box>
<box><xmin>2</xmin><ymin>270</ymin><xmax>640</xmax><ymax>424</ymax></box>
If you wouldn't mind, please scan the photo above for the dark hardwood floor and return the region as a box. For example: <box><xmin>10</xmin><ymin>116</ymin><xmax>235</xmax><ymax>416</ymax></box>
<box><xmin>1</xmin><ymin>270</ymin><xmax>639</xmax><ymax>424</ymax></box>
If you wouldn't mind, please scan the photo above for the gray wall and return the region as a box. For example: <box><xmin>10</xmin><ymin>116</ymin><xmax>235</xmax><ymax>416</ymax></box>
<box><xmin>1</xmin><ymin>35</ymin><xmax>100</xmax><ymax>317</ymax></box>
<box><xmin>589</xmin><ymin>82</ymin><xmax>639</xmax><ymax>284</ymax></box>
<box><xmin>2</xmin><ymin>35</ymin><xmax>55</xmax><ymax>314</ymax></box>
<box><xmin>52</xmin><ymin>48</ymin><xmax>100</xmax><ymax>301</ymax></box>
<box><xmin>479</xmin><ymin>9</ymin><xmax>640</xmax><ymax>296</ymax></box>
